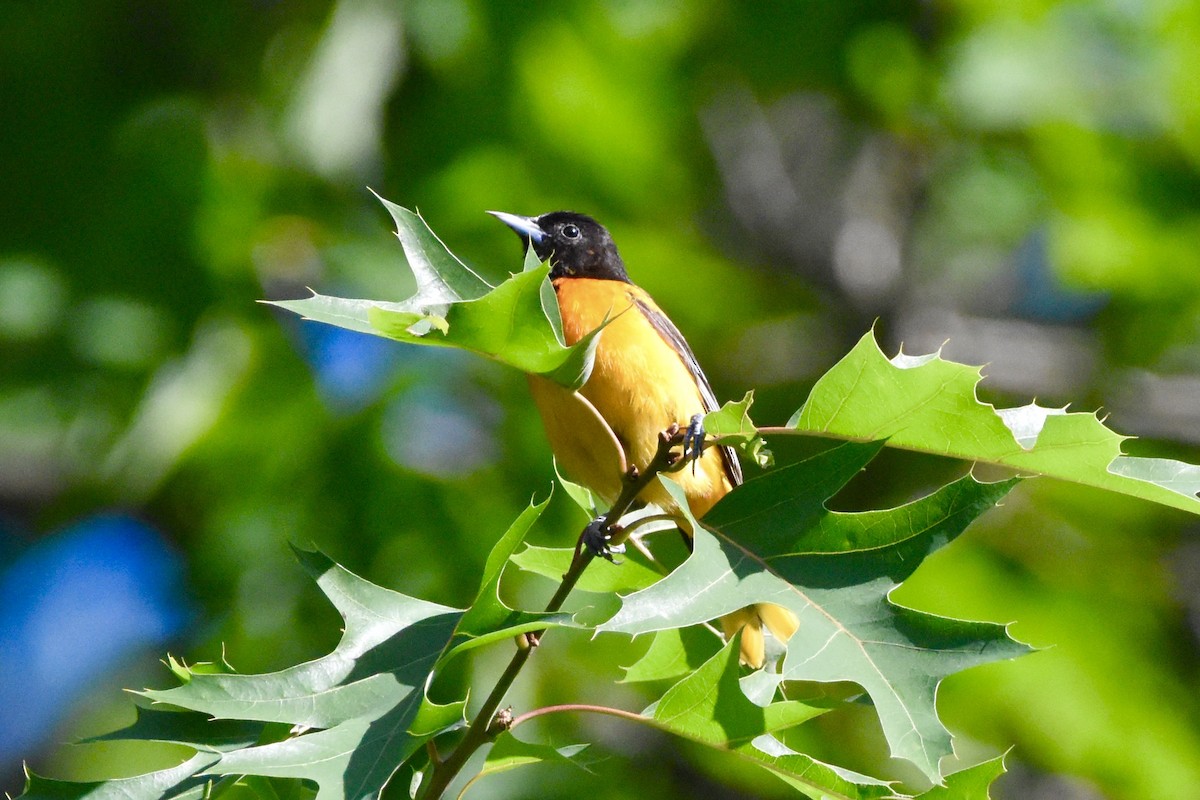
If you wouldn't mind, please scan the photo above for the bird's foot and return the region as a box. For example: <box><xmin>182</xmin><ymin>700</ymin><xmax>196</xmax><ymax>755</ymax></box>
<box><xmin>581</xmin><ymin>517</ymin><xmax>626</xmax><ymax>562</ymax></box>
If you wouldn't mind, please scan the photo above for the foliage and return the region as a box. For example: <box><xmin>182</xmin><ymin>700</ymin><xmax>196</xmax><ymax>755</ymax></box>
<box><xmin>6</xmin><ymin>4</ymin><xmax>1200</xmax><ymax>800</ymax></box>
<box><xmin>22</xmin><ymin>497</ymin><xmax>995</xmax><ymax>800</ymax></box>
<box><xmin>783</xmin><ymin>336</ymin><xmax>1200</xmax><ymax>515</ymax></box>
<box><xmin>21</xmin><ymin>204</ymin><xmax>1200</xmax><ymax>800</ymax></box>
<box><xmin>707</xmin><ymin>337</ymin><xmax>1200</xmax><ymax>517</ymax></box>
<box><xmin>268</xmin><ymin>198</ymin><xmax>601</xmax><ymax>391</ymax></box>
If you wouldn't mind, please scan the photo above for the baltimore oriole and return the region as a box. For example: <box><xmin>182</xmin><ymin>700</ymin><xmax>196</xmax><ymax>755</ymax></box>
<box><xmin>491</xmin><ymin>209</ymin><xmax>798</xmax><ymax>668</ymax></box>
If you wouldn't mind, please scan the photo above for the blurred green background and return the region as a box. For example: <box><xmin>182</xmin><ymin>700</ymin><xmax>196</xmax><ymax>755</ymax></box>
<box><xmin>3</xmin><ymin>1</ymin><xmax>1200</xmax><ymax>798</ymax></box>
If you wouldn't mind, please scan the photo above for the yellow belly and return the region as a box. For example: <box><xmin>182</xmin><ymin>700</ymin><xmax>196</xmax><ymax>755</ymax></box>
<box><xmin>528</xmin><ymin>277</ymin><xmax>796</xmax><ymax>668</ymax></box>
<box><xmin>528</xmin><ymin>278</ymin><xmax>730</xmax><ymax>520</ymax></box>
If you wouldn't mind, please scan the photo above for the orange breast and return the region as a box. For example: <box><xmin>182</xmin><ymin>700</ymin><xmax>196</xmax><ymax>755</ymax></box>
<box><xmin>528</xmin><ymin>278</ymin><xmax>731</xmax><ymax>521</ymax></box>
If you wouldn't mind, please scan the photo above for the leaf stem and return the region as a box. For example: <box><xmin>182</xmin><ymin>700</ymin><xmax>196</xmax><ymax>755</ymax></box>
<box><xmin>617</xmin><ymin>512</ymin><xmax>677</xmax><ymax>539</ymax></box>
<box><xmin>509</xmin><ymin>703</ymin><xmax>647</xmax><ymax>729</ymax></box>
<box><xmin>415</xmin><ymin>426</ymin><xmax>688</xmax><ymax>799</ymax></box>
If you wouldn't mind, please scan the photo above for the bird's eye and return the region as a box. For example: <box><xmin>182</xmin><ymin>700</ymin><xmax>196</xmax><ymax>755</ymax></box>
<box><xmin>561</xmin><ymin>224</ymin><xmax>581</xmax><ymax>240</ymax></box>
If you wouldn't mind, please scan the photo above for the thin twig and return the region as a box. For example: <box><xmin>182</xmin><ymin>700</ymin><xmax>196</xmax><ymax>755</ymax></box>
<box><xmin>415</xmin><ymin>427</ymin><xmax>689</xmax><ymax>799</ymax></box>
<box><xmin>509</xmin><ymin>703</ymin><xmax>648</xmax><ymax>730</ymax></box>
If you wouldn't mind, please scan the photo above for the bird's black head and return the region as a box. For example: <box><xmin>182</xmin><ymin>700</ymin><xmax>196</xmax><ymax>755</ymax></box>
<box><xmin>489</xmin><ymin>210</ymin><xmax>630</xmax><ymax>282</ymax></box>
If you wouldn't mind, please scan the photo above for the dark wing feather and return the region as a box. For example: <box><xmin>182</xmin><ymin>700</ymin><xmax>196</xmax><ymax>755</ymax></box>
<box><xmin>633</xmin><ymin>297</ymin><xmax>743</xmax><ymax>487</ymax></box>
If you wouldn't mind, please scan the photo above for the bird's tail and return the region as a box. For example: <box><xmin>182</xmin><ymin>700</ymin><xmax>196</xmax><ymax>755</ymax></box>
<box><xmin>720</xmin><ymin>604</ymin><xmax>800</xmax><ymax>669</ymax></box>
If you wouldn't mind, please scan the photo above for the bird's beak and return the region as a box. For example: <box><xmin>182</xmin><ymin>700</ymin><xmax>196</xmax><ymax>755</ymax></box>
<box><xmin>487</xmin><ymin>210</ymin><xmax>546</xmax><ymax>244</ymax></box>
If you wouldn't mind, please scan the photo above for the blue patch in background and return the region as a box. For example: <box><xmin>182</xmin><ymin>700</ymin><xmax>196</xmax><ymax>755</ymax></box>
<box><xmin>0</xmin><ymin>515</ymin><xmax>191</xmax><ymax>763</ymax></box>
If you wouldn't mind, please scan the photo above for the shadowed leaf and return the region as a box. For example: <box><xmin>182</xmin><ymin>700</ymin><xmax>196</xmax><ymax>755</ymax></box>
<box><xmin>20</xmin><ymin>755</ymin><xmax>219</xmax><ymax>800</ymax></box>
<box><xmin>460</xmin><ymin>734</ymin><xmax>592</xmax><ymax>797</ymax></box>
<box><xmin>82</xmin><ymin>707</ymin><xmax>268</xmax><ymax>753</ymax></box>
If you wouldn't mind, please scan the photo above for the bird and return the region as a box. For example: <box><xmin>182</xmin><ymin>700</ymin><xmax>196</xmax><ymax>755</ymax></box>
<box><xmin>490</xmin><ymin>209</ymin><xmax>798</xmax><ymax>668</ymax></box>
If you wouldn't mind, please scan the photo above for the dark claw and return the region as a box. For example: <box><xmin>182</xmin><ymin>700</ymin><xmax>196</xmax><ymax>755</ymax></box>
<box><xmin>685</xmin><ymin>413</ymin><xmax>706</xmax><ymax>473</ymax></box>
<box><xmin>659</xmin><ymin>423</ymin><xmax>680</xmax><ymax>444</ymax></box>
<box><xmin>581</xmin><ymin>517</ymin><xmax>625</xmax><ymax>562</ymax></box>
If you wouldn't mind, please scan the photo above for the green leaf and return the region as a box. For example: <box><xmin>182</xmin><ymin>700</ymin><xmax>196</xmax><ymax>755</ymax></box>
<box><xmin>651</xmin><ymin>637</ymin><xmax>825</xmax><ymax>747</ymax></box>
<box><xmin>784</xmin><ymin>331</ymin><xmax>1200</xmax><ymax>516</ymax></box>
<box><xmin>20</xmin><ymin>755</ymin><xmax>219</xmax><ymax>800</ymax></box>
<box><xmin>524</xmin><ymin>245</ymin><xmax>547</xmax><ymax>274</ymax></box>
<box><xmin>266</xmin><ymin>295</ymin><xmax>410</xmax><ymax>337</ymax></box>
<box><xmin>645</xmin><ymin>637</ymin><xmax>892</xmax><ymax>800</ymax></box>
<box><xmin>373</xmin><ymin>195</ymin><xmax>492</xmax><ymax>304</ymax></box>
<box><xmin>36</xmin><ymin>502</ymin><xmax>578</xmax><ymax>800</ymax></box>
<box><xmin>600</xmin><ymin>442</ymin><xmax>1030</xmax><ymax>782</ymax></box>
<box><xmin>129</xmin><ymin>547</ymin><xmax>468</xmax><ymax>800</ymax></box>
<box><xmin>511</xmin><ymin>543</ymin><xmax>664</xmax><ymax>594</ymax></box>
<box><xmin>443</xmin><ymin>496</ymin><xmax>578</xmax><ymax>662</ymax></box>
<box><xmin>475</xmin><ymin>636</ymin><xmax>879</xmax><ymax>800</ymax></box>
<box><xmin>461</xmin><ymin>733</ymin><xmax>591</xmax><ymax>796</ymax></box>
<box><xmin>621</xmin><ymin>626</ymin><xmax>721</xmax><ymax>684</ymax></box>
<box><xmin>736</xmin><ymin>738</ymin><xmax>895</xmax><ymax>800</ymax></box>
<box><xmin>142</xmin><ymin>547</ymin><xmax>463</xmax><ymax>730</ymax></box>
<box><xmin>704</xmin><ymin>390</ymin><xmax>773</xmax><ymax>468</ymax></box>
<box><xmin>916</xmin><ymin>756</ymin><xmax>1006</xmax><ymax>799</ymax></box>
<box><xmin>384</xmin><ymin>266</ymin><xmax>601</xmax><ymax>383</ymax></box>
<box><xmin>81</xmin><ymin>706</ymin><xmax>268</xmax><ymax>752</ymax></box>
<box><xmin>201</xmin><ymin>699</ymin><xmax>461</xmax><ymax>800</ymax></box>
<box><xmin>554</xmin><ymin>458</ymin><xmax>600</xmax><ymax>518</ymax></box>
<box><xmin>267</xmin><ymin>197</ymin><xmax>602</xmax><ymax>389</ymax></box>
<box><xmin>456</xmin><ymin>495</ymin><xmax>552</xmax><ymax>636</ymax></box>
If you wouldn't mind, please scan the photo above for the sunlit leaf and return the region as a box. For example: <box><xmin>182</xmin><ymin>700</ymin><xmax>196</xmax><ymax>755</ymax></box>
<box><xmin>442</xmin><ymin>496</ymin><xmax>579</xmax><ymax>663</ymax></box>
<box><xmin>553</xmin><ymin>458</ymin><xmax>601</xmax><ymax>518</ymax></box>
<box><xmin>373</xmin><ymin>196</ymin><xmax>491</xmax><ymax>305</ymax></box>
<box><xmin>780</xmin><ymin>331</ymin><xmax>1200</xmax><ymax>515</ymax></box>
<box><xmin>267</xmin><ymin>198</ymin><xmax>602</xmax><ymax>389</ymax></box>
<box><xmin>600</xmin><ymin>443</ymin><xmax>1030</xmax><ymax>781</ymax></box>
<box><xmin>469</xmin><ymin>636</ymin><xmax>879</xmax><ymax>800</ymax></box>
<box><xmin>651</xmin><ymin>637</ymin><xmax>825</xmax><ymax>747</ymax></box>
<box><xmin>620</xmin><ymin>626</ymin><xmax>721</xmax><ymax>684</ymax></box>
<box><xmin>34</xmin><ymin>500</ymin><xmax>591</xmax><ymax>800</ymax></box>
<box><xmin>266</xmin><ymin>294</ymin><xmax>407</xmax><ymax>337</ymax></box>
<box><xmin>126</xmin><ymin>548</ymin><xmax>465</xmax><ymax>800</ymax></box>
<box><xmin>703</xmin><ymin>390</ymin><xmax>773</xmax><ymax>468</ymax></box>
<box><xmin>142</xmin><ymin>547</ymin><xmax>463</xmax><ymax>730</ymax></box>
<box><xmin>738</xmin><ymin>736</ymin><xmax>896</xmax><ymax>800</ymax></box>
<box><xmin>916</xmin><ymin>755</ymin><xmax>1006</xmax><ymax>799</ymax></box>
<box><xmin>511</xmin><ymin>543</ymin><xmax>663</xmax><ymax>594</ymax></box>
<box><xmin>645</xmin><ymin>638</ymin><xmax>891</xmax><ymax>800</ymax></box>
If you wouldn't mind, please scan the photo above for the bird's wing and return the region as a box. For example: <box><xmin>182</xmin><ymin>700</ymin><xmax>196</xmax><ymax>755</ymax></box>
<box><xmin>633</xmin><ymin>297</ymin><xmax>743</xmax><ymax>487</ymax></box>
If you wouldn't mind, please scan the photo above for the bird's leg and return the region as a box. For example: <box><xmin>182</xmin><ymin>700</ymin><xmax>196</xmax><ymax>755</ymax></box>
<box><xmin>579</xmin><ymin>432</ymin><xmax>689</xmax><ymax>562</ymax></box>
<box><xmin>684</xmin><ymin>413</ymin><xmax>706</xmax><ymax>474</ymax></box>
